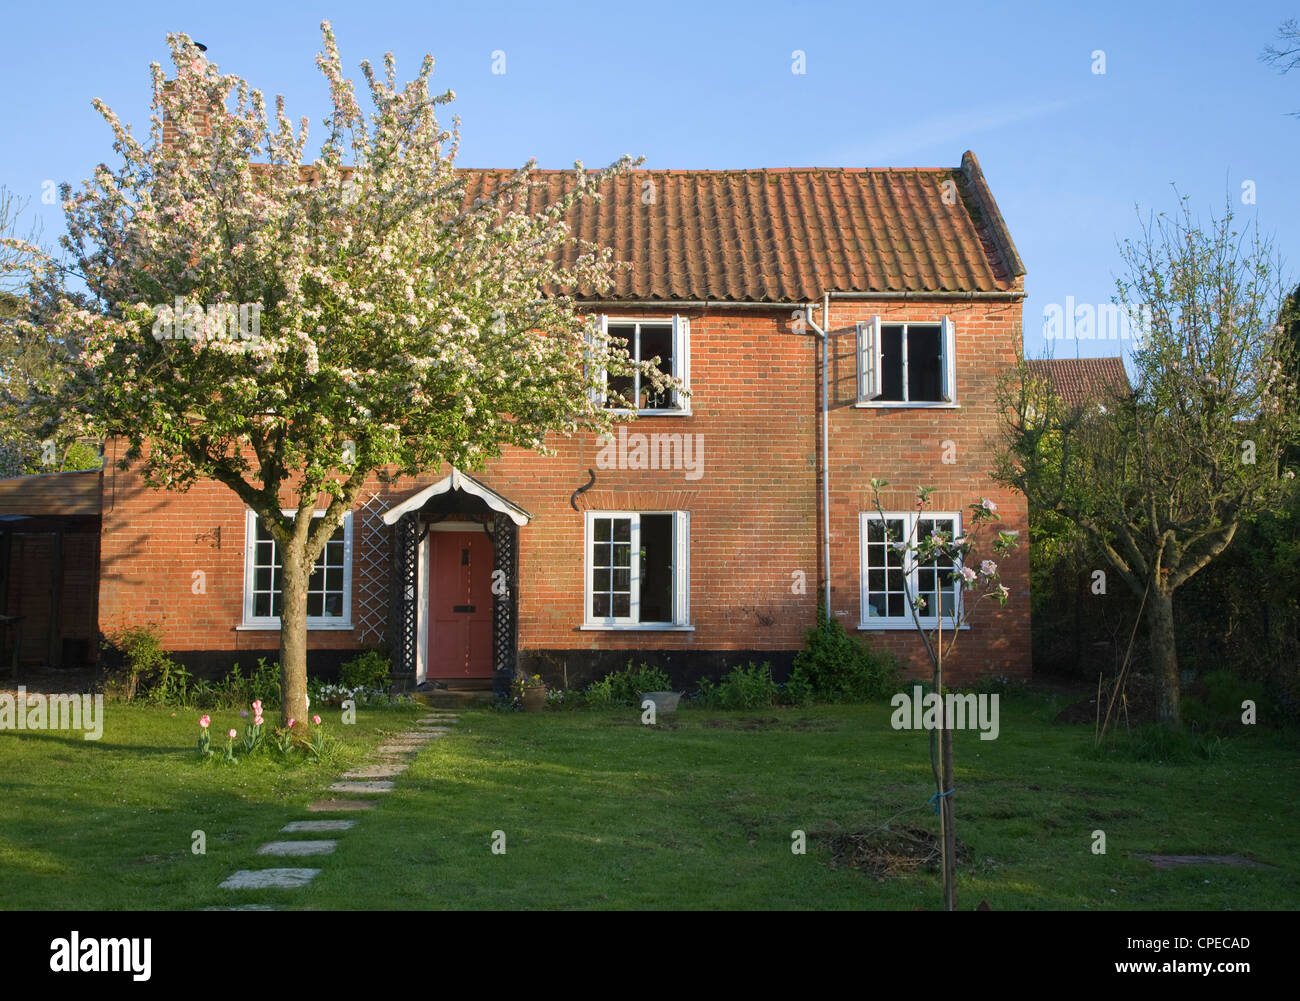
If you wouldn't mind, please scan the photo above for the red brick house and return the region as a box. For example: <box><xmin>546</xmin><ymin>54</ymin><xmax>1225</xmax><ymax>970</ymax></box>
<box><xmin>95</xmin><ymin>152</ymin><xmax>1032</xmax><ymax>693</ymax></box>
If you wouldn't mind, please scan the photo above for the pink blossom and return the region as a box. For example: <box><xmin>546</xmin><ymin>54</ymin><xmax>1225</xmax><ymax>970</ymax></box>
<box><xmin>980</xmin><ymin>498</ymin><xmax>997</xmax><ymax>512</ymax></box>
<box><xmin>959</xmin><ymin>566</ymin><xmax>978</xmax><ymax>584</ymax></box>
<box><xmin>980</xmin><ymin>559</ymin><xmax>998</xmax><ymax>577</ymax></box>
<box><xmin>199</xmin><ymin>715</ymin><xmax>210</xmax><ymax>728</ymax></box>
<box><xmin>312</xmin><ymin>715</ymin><xmax>321</xmax><ymax>726</ymax></box>
<box><xmin>288</xmin><ymin>719</ymin><xmax>296</xmax><ymax>729</ymax></box>
<box><xmin>228</xmin><ymin>729</ymin><xmax>238</xmax><ymax>739</ymax></box>
<box><xmin>254</xmin><ymin>716</ymin><xmax>264</xmax><ymax>726</ymax></box>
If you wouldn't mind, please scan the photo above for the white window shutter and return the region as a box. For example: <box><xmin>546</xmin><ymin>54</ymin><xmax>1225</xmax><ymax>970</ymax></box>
<box><xmin>858</xmin><ymin>316</ymin><xmax>881</xmax><ymax>401</ymax></box>
<box><xmin>672</xmin><ymin>315</ymin><xmax>691</xmax><ymax>410</ymax></box>
<box><xmin>673</xmin><ymin>510</ymin><xmax>691</xmax><ymax>625</ymax></box>
<box><xmin>941</xmin><ymin>316</ymin><xmax>956</xmax><ymax>402</ymax></box>
<box><xmin>586</xmin><ymin>314</ymin><xmax>608</xmax><ymax>407</ymax></box>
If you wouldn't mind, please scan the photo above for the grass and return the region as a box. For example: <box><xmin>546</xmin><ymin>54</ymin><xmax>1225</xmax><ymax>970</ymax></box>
<box><xmin>2</xmin><ymin>691</ymin><xmax>1298</xmax><ymax>909</ymax></box>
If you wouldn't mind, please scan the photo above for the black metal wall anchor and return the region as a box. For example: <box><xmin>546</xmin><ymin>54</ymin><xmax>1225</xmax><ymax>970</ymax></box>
<box><xmin>570</xmin><ymin>468</ymin><xmax>596</xmax><ymax>511</ymax></box>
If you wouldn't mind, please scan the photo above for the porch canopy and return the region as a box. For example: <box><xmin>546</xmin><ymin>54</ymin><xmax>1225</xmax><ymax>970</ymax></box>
<box><xmin>380</xmin><ymin>468</ymin><xmax>531</xmax><ymax>527</ymax></box>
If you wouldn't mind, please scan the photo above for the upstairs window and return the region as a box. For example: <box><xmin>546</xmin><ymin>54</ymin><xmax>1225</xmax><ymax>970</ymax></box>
<box><xmin>589</xmin><ymin>316</ymin><xmax>691</xmax><ymax>413</ymax></box>
<box><xmin>857</xmin><ymin>317</ymin><xmax>956</xmax><ymax>405</ymax></box>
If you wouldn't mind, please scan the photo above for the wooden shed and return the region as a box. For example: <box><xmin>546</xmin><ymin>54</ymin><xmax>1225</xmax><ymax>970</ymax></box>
<box><xmin>0</xmin><ymin>469</ymin><xmax>102</xmax><ymax>670</ymax></box>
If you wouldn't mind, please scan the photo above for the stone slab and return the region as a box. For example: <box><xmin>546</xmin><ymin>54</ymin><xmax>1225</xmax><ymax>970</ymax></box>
<box><xmin>202</xmin><ymin>904</ymin><xmax>279</xmax><ymax>910</ymax></box>
<box><xmin>341</xmin><ymin>763</ymin><xmax>408</xmax><ymax>779</ymax></box>
<box><xmin>307</xmin><ymin>799</ymin><xmax>376</xmax><ymax>812</ymax></box>
<box><xmin>219</xmin><ymin>868</ymin><xmax>320</xmax><ymax>890</ymax></box>
<box><xmin>257</xmin><ymin>840</ymin><xmax>338</xmax><ymax>857</ymax></box>
<box><xmin>329</xmin><ymin>780</ymin><xmax>395</xmax><ymax>793</ymax></box>
<box><xmin>377</xmin><ymin>744</ymin><xmax>433</xmax><ymax>755</ymax></box>
<box><xmin>282</xmin><ymin>820</ymin><xmax>357</xmax><ymax>833</ymax></box>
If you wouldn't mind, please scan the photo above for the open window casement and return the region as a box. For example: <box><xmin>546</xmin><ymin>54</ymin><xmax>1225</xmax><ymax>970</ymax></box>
<box><xmin>673</xmin><ymin>510</ymin><xmax>691</xmax><ymax>625</ymax></box>
<box><xmin>671</xmin><ymin>315</ymin><xmax>691</xmax><ymax>410</ymax></box>
<box><xmin>857</xmin><ymin>316</ymin><xmax>882</xmax><ymax>402</ymax></box>
<box><xmin>940</xmin><ymin>316</ymin><xmax>956</xmax><ymax>403</ymax></box>
<box><xmin>585</xmin><ymin>314</ymin><xmax>609</xmax><ymax>407</ymax></box>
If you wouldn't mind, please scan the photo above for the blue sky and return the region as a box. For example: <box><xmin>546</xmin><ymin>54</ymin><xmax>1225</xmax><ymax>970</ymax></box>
<box><xmin>3</xmin><ymin>0</ymin><xmax>1297</xmax><ymax>361</ymax></box>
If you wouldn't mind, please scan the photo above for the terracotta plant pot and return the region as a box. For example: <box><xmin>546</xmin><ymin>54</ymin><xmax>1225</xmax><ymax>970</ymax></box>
<box><xmin>521</xmin><ymin>686</ymin><xmax>547</xmax><ymax>712</ymax></box>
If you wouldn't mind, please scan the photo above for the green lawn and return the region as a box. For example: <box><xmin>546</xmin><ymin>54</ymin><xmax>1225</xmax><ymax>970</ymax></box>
<box><xmin>2</xmin><ymin>693</ymin><xmax>1297</xmax><ymax>909</ymax></box>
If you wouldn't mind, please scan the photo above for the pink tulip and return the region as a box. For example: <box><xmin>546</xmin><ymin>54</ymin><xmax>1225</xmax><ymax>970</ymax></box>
<box><xmin>199</xmin><ymin>715</ymin><xmax>210</xmax><ymax>728</ymax></box>
<box><xmin>288</xmin><ymin>719</ymin><xmax>296</xmax><ymax>728</ymax></box>
<box><xmin>312</xmin><ymin>715</ymin><xmax>321</xmax><ymax>726</ymax></box>
<box><xmin>251</xmin><ymin>700</ymin><xmax>262</xmax><ymax>713</ymax></box>
<box><xmin>254</xmin><ymin>716</ymin><xmax>264</xmax><ymax>726</ymax></box>
<box><xmin>228</xmin><ymin>729</ymin><xmax>237</xmax><ymax>738</ymax></box>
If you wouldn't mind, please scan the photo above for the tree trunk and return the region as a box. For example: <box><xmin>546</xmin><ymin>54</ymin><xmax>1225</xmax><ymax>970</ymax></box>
<box><xmin>278</xmin><ymin>543</ymin><xmax>311</xmax><ymax>729</ymax></box>
<box><xmin>940</xmin><ymin>727</ymin><xmax>956</xmax><ymax>911</ymax></box>
<box><xmin>1147</xmin><ymin>587</ymin><xmax>1181</xmax><ymax>728</ymax></box>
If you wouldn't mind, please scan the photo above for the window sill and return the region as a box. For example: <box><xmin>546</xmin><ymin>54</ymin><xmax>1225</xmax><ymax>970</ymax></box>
<box><xmin>606</xmin><ymin>408</ymin><xmax>693</xmax><ymax>418</ymax></box>
<box><xmin>579</xmin><ymin>623</ymin><xmax>695</xmax><ymax>632</ymax></box>
<box><xmin>855</xmin><ymin>401</ymin><xmax>960</xmax><ymax>409</ymax></box>
<box><xmin>857</xmin><ymin>620</ymin><xmax>969</xmax><ymax>631</ymax></box>
<box><xmin>238</xmin><ymin>621</ymin><xmax>355</xmax><ymax>632</ymax></box>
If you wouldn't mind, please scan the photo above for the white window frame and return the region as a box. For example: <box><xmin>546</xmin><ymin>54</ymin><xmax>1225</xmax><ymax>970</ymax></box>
<box><xmin>595</xmin><ymin>315</ymin><xmax>692</xmax><ymax>416</ymax></box>
<box><xmin>239</xmin><ymin>509</ymin><xmax>354</xmax><ymax>630</ymax></box>
<box><xmin>856</xmin><ymin>316</ymin><xmax>957</xmax><ymax>408</ymax></box>
<box><xmin>858</xmin><ymin>510</ymin><xmax>966</xmax><ymax>630</ymax></box>
<box><xmin>580</xmin><ymin>510</ymin><xmax>692</xmax><ymax>630</ymax></box>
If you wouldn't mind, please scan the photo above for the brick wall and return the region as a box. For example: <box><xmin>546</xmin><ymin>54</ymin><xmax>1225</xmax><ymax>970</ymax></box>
<box><xmin>96</xmin><ymin>298</ymin><xmax>1030</xmax><ymax>684</ymax></box>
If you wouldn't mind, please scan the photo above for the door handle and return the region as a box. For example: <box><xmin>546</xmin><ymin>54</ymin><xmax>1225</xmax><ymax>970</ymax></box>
<box><xmin>453</xmin><ymin>604</ymin><xmax>476</xmax><ymax>613</ymax></box>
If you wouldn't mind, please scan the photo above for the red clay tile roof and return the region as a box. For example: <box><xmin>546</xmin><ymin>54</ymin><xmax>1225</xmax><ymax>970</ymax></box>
<box><xmin>1026</xmin><ymin>357</ymin><xmax>1131</xmax><ymax>409</ymax></box>
<box><xmin>459</xmin><ymin>150</ymin><xmax>1024</xmax><ymax>303</ymax></box>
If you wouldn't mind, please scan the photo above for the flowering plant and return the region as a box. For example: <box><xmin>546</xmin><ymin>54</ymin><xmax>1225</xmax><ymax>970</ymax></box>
<box><xmin>510</xmin><ymin>673</ymin><xmax>546</xmax><ymax>700</ymax></box>
<box><xmin>197</xmin><ymin>714</ymin><xmax>211</xmax><ymax>755</ymax></box>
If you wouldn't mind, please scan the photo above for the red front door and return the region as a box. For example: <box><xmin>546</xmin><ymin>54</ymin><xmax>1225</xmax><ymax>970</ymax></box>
<box><xmin>428</xmin><ymin>530</ymin><xmax>494</xmax><ymax>678</ymax></box>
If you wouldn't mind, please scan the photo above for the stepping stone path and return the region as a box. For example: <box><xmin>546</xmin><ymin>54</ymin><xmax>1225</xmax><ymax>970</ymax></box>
<box><xmin>215</xmin><ymin>712</ymin><xmax>460</xmax><ymax>902</ymax></box>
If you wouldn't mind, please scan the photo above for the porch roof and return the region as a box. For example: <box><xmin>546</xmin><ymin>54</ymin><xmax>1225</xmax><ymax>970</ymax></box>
<box><xmin>380</xmin><ymin>468</ymin><xmax>532</xmax><ymax>527</ymax></box>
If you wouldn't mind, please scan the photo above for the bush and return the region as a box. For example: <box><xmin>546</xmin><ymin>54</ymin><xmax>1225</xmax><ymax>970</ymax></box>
<box><xmin>582</xmin><ymin>675</ymin><xmax>615</xmax><ymax>708</ymax></box>
<box><xmin>101</xmin><ymin>625</ymin><xmax>181</xmax><ymax>702</ymax></box>
<box><xmin>790</xmin><ymin>611</ymin><xmax>898</xmax><ymax>702</ymax></box>
<box><xmin>586</xmin><ymin>663</ymin><xmax>673</xmax><ymax>707</ymax></box>
<box><xmin>339</xmin><ymin>649</ymin><xmax>391</xmax><ymax>692</ymax></box>
<box><xmin>715</xmin><ymin>662</ymin><xmax>780</xmax><ymax>709</ymax></box>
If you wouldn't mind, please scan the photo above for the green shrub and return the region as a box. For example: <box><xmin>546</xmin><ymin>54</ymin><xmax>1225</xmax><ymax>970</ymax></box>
<box><xmin>715</xmin><ymin>662</ymin><xmax>779</xmax><ymax>709</ymax></box>
<box><xmin>248</xmin><ymin>657</ymin><xmax>283</xmax><ymax>708</ymax></box>
<box><xmin>101</xmin><ymin>625</ymin><xmax>181</xmax><ymax>702</ymax></box>
<box><xmin>339</xmin><ymin>649</ymin><xmax>391</xmax><ymax>692</ymax></box>
<box><xmin>583</xmin><ymin>675</ymin><xmax>614</xmax><ymax>708</ymax></box>
<box><xmin>780</xmin><ymin>670</ymin><xmax>814</xmax><ymax>707</ymax></box>
<box><xmin>791</xmin><ymin>610</ymin><xmax>898</xmax><ymax>702</ymax></box>
<box><xmin>600</xmin><ymin>663</ymin><xmax>674</xmax><ymax>706</ymax></box>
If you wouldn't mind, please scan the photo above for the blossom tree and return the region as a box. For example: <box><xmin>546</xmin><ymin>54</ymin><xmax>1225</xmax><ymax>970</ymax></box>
<box><xmin>8</xmin><ymin>24</ymin><xmax>667</xmax><ymax>726</ymax></box>
<box><xmin>995</xmin><ymin>197</ymin><xmax>1298</xmax><ymax>727</ymax></box>
<box><xmin>869</xmin><ymin>479</ymin><xmax>1017</xmax><ymax>911</ymax></box>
